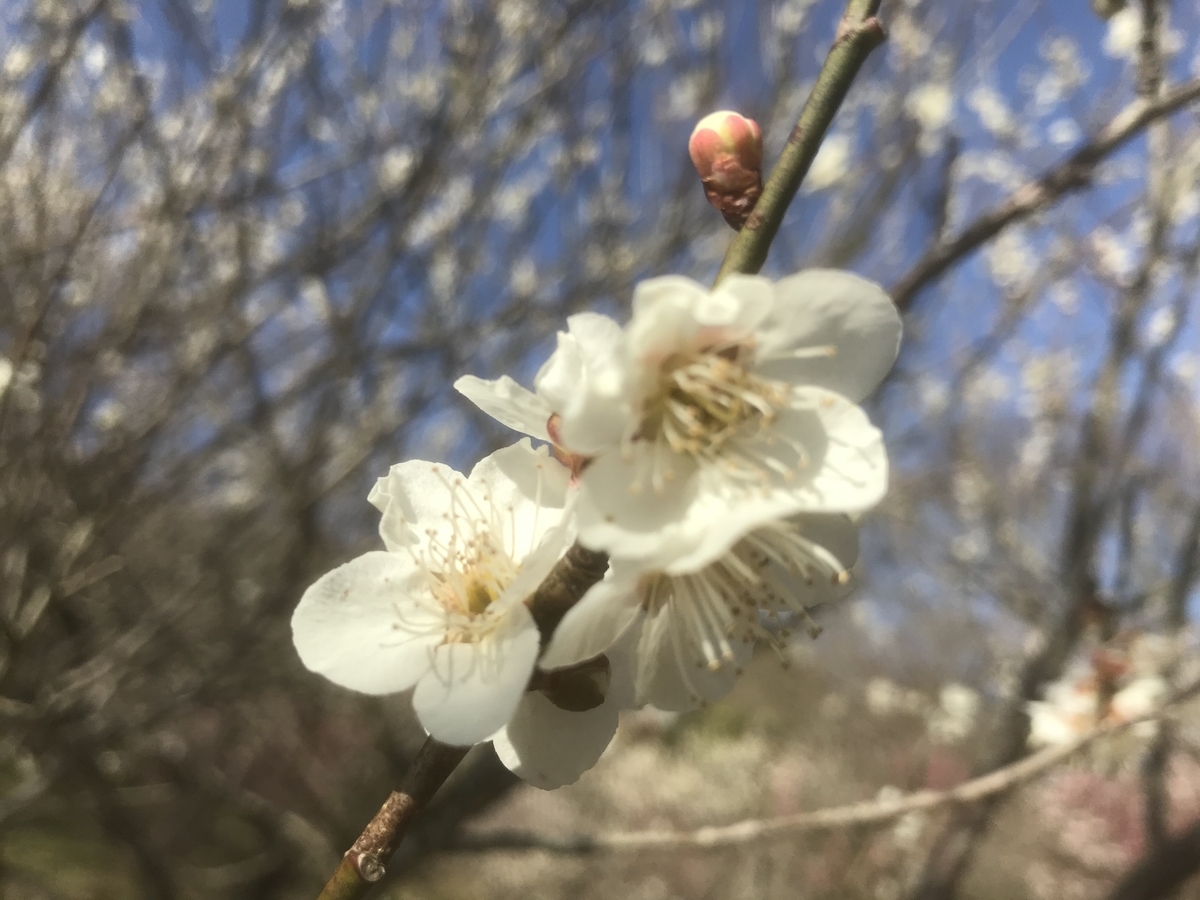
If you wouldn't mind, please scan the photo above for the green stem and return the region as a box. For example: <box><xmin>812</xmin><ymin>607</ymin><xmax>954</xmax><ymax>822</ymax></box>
<box><xmin>715</xmin><ymin>0</ymin><xmax>886</xmax><ymax>282</ymax></box>
<box><xmin>316</xmin><ymin>738</ymin><xmax>469</xmax><ymax>900</ymax></box>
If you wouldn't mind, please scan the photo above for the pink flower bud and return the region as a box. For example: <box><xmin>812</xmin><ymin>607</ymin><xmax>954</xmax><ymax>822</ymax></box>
<box><xmin>688</xmin><ymin>110</ymin><xmax>764</xmax><ymax>229</ymax></box>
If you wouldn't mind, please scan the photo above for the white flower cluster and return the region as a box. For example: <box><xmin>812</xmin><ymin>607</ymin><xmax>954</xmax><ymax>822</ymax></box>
<box><xmin>1026</xmin><ymin>633</ymin><xmax>1177</xmax><ymax>749</ymax></box>
<box><xmin>293</xmin><ymin>270</ymin><xmax>901</xmax><ymax>789</ymax></box>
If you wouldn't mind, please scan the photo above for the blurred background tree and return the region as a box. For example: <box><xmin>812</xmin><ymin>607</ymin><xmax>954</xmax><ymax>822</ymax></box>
<box><xmin>2</xmin><ymin>0</ymin><xmax>1200</xmax><ymax>898</ymax></box>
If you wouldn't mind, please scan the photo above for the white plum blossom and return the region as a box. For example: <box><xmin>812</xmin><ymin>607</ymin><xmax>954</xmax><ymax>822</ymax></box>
<box><xmin>804</xmin><ymin>134</ymin><xmax>852</xmax><ymax>191</ymax></box>
<box><xmin>292</xmin><ymin>441</ymin><xmax>576</xmax><ymax>746</ymax></box>
<box><xmin>293</xmin><ymin>439</ymin><xmax>630</xmax><ymax>787</ymax></box>
<box><xmin>458</xmin><ymin>270</ymin><xmax>898</xmax><ymax>576</ymax></box>
<box><xmin>1026</xmin><ymin>668</ymin><xmax>1170</xmax><ymax>748</ymax></box>
<box><xmin>905</xmin><ymin>82</ymin><xmax>953</xmax><ymax>132</ymax></box>
<box><xmin>564</xmin><ymin>271</ymin><xmax>894</xmax><ymax>570</ymax></box>
<box><xmin>542</xmin><ymin>514</ymin><xmax>858</xmax><ymax>710</ymax></box>
<box><xmin>1110</xmin><ymin>676</ymin><xmax>1169</xmax><ymax>726</ymax></box>
<box><xmin>301</xmin><ymin>271</ymin><xmax>900</xmax><ymax>786</ymax></box>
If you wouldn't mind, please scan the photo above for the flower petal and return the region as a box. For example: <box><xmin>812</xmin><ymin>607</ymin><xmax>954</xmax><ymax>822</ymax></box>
<box><xmin>412</xmin><ymin>603</ymin><xmax>540</xmax><ymax>746</ymax></box>
<box><xmin>750</xmin><ymin>514</ymin><xmax>860</xmax><ymax>617</ymax></box>
<box><xmin>630</xmin><ymin>275</ymin><xmax>710</xmax><ymax>318</ymax></box>
<box><xmin>291</xmin><ymin>551</ymin><xmax>442</xmax><ymax>695</ymax></box>
<box><xmin>769</xmin><ymin>388</ymin><xmax>888</xmax><ymax>511</ymax></box>
<box><xmin>604</xmin><ymin>626</ymin><xmax>639</xmax><ymax>709</ymax></box>
<box><xmin>470</xmin><ymin>439</ymin><xmax>570</xmax><ymax>547</ymax></box>
<box><xmin>540</xmin><ymin>567</ymin><xmax>643</xmax><ymax>670</ymax></box>
<box><xmin>703</xmin><ymin>275</ymin><xmax>773</xmax><ymax>331</ymax></box>
<box><xmin>539</xmin><ymin>313</ymin><xmax>628</xmax><ymax>455</ymax></box>
<box><xmin>577</xmin><ymin>389</ymin><xmax>884</xmax><ymax>575</ymax></box>
<box><xmin>368</xmin><ymin>460</ymin><xmax>465</xmax><ymax>552</ymax></box>
<box><xmin>668</xmin><ymin>390</ymin><xmax>884</xmax><ymax>570</ymax></box>
<box><xmin>498</xmin><ymin>517</ymin><xmax>574</xmax><ymax>611</ymax></box>
<box><xmin>573</xmin><ymin>446</ymin><xmax>700</xmax><ymax>561</ymax></box>
<box><xmin>634</xmin><ymin>601</ymin><xmax>737</xmax><ymax>711</ymax></box>
<box><xmin>491</xmin><ymin>690</ymin><xmax>619</xmax><ymax>789</ymax></box>
<box><xmin>755</xmin><ymin>269</ymin><xmax>902</xmax><ymax>402</ymax></box>
<box><xmin>627</xmin><ymin>276</ymin><xmax>709</xmax><ymax>365</ymax></box>
<box><xmin>454</xmin><ymin>374</ymin><xmax>552</xmax><ymax>442</ymax></box>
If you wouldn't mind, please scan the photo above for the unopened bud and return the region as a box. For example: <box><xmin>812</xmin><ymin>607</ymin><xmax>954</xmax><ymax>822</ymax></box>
<box><xmin>688</xmin><ymin>110</ymin><xmax>764</xmax><ymax>230</ymax></box>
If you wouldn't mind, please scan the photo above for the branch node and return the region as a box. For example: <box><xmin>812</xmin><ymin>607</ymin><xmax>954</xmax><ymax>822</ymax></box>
<box><xmin>348</xmin><ymin>850</ymin><xmax>386</xmax><ymax>883</ymax></box>
<box><xmin>835</xmin><ymin>15</ymin><xmax>886</xmax><ymax>49</ymax></box>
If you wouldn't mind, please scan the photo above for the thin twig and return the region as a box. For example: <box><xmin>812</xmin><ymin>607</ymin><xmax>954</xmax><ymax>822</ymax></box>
<box><xmin>315</xmin><ymin>738</ymin><xmax>469</xmax><ymax>900</ymax></box>
<box><xmin>450</xmin><ymin>681</ymin><xmax>1200</xmax><ymax>855</ymax></box>
<box><xmin>715</xmin><ymin>0</ymin><xmax>886</xmax><ymax>283</ymax></box>
<box><xmin>890</xmin><ymin>74</ymin><xmax>1200</xmax><ymax>312</ymax></box>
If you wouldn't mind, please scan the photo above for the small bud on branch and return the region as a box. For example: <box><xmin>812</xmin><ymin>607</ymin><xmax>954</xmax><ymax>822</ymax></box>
<box><xmin>689</xmin><ymin>110</ymin><xmax>764</xmax><ymax>230</ymax></box>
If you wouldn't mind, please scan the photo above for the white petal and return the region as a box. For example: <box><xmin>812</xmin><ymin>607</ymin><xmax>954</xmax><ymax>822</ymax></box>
<box><xmin>762</xmin><ymin>561</ymin><xmax>845</xmax><ymax>614</ymax></box>
<box><xmin>540</xmin><ymin>568</ymin><xmax>644</xmax><ymax>670</ymax></box>
<box><xmin>498</xmin><ymin>517</ymin><xmax>573</xmax><ymax>609</ymax></box>
<box><xmin>577</xmin><ymin>391</ymin><xmax>883</xmax><ymax>576</ymax></box>
<box><xmin>470</xmin><ymin>439</ymin><xmax>570</xmax><ymax>543</ymax></box>
<box><xmin>755</xmin><ymin>269</ymin><xmax>902</xmax><ymax>402</ymax></box>
<box><xmin>627</xmin><ymin>276</ymin><xmax>709</xmax><ymax>364</ymax></box>
<box><xmin>772</xmin><ymin>388</ymin><xmax>889</xmax><ymax>511</ymax></box>
<box><xmin>539</xmin><ymin>314</ymin><xmax>628</xmax><ymax>455</ymax></box>
<box><xmin>466</xmin><ymin>441</ymin><xmax>575</xmax><ymax>606</ymax></box>
<box><xmin>533</xmin><ymin>331</ymin><xmax>583</xmax><ymax>413</ymax></box>
<box><xmin>634</xmin><ymin>602</ymin><xmax>737</xmax><ymax>711</ymax></box>
<box><xmin>603</xmin><ymin>626</ymin><xmax>639</xmax><ymax>709</ymax></box>
<box><xmin>573</xmin><ymin>446</ymin><xmax>700</xmax><ymax>561</ymax></box>
<box><xmin>491</xmin><ymin>690</ymin><xmax>619</xmax><ymax>789</ymax></box>
<box><xmin>454</xmin><ymin>374</ymin><xmax>552</xmax><ymax>442</ymax></box>
<box><xmin>411</xmin><ymin>603</ymin><xmax>540</xmax><ymax>746</ymax></box>
<box><xmin>368</xmin><ymin>460</ymin><xmax>464</xmax><ymax>552</ymax></box>
<box><xmin>703</xmin><ymin>275</ymin><xmax>774</xmax><ymax>330</ymax></box>
<box><xmin>630</xmin><ymin>275</ymin><xmax>710</xmax><ymax>319</ymax></box>
<box><xmin>671</xmin><ymin>398</ymin><xmax>882</xmax><ymax>571</ymax></box>
<box><xmin>560</xmin><ymin>312</ymin><xmax>627</xmax><ymax>389</ymax></box>
<box><xmin>753</xmin><ymin>515</ymin><xmax>860</xmax><ymax>616</ymax></box>
<box><xmin>291</xmin><ymin>551</ymin><xmax>442</xmax><ymax>695</ymax></box>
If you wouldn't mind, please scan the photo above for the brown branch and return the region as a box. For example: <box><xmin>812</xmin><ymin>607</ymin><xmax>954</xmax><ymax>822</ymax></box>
<box><xmin>889</xmin><ymin>74</ymin><xmax>1200</xmax><ymax>312</ymax></box>
<box><xmin>527</xmin><ymin>541</ymin><xmax>611</xmax><ymax>643</ymax></box>
<box><xmin>315</xmin><ymin>738</ymin><xmax>469</xmax><ymax>900</ymax></box>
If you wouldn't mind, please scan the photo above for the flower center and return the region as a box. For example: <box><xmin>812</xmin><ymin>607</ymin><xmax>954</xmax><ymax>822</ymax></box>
<box><xmin>642</xmin><ymin>346</ymin><xmax>785</xmax><ymax>458</ymax></box>
<box><xmin>407</xmin><ymin>471</ymin><xmax>524</xmax><ymax>643</ymax></box>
